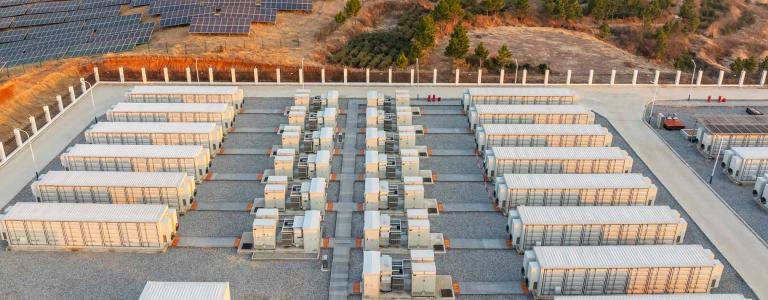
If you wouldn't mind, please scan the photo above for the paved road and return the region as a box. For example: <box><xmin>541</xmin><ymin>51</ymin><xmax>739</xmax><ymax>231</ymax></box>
<box><xmin>3</xmin><ymin>82</ymin><xmax>768</xmax><ymax>298</ymax></box>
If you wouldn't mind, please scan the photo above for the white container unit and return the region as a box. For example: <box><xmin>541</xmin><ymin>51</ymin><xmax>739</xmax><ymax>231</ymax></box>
<box><xmin>84</xmin><ymin>122</ymin><xmax>223</xmax><ymax>157</ymax></box>
<box><xmin>468</xmin><ymin>105</ymin><xmax>594</xmax><ymax>130</ymax></box>
<box><xmin>462</xmin><ymin>88</ymin><xmax>578</xmax><ymax>111</ymax></box>
<box><xmin>0</xmin><ymin>203</ymin><xmax>178</xmax><ymax>253</ymax></box>
<box><xmin>476</xmin><ymin>124</ymin><xmax>613</xmax><ymax>151</ymax></box>
<box><xmin>753</xmin><ymin>173</ymin><xmax>768</xmax><ymax>208</ymax></box>
<box><xmin>106</xmin><ymin>103</ymin><xmax>235</xmax><ymax>132</ymax></box>
<box><xmin>484</xmin><ymin>147</ymin><xmax>633</xmax><ymax>177</ymax></box>
<box><xmin>60</xmin><ymin>144</ymin><xmax>211</xmax><ymax>182</ymax></box>
<box><xmin>523</xmin><ymin>245</ymin><xmax>724</xmax><ymax>298</ymax></box>
<box><xmin>495</xmin><ymin>173</ymin><xmax>657</xmax><ymax>210</ymax></box>
<box><xmin>721</xmin><ymin>147</ymin><xmax>768</xmax><ymax>183</ymax></box>
<box><xmin>31</xmin><ymin>171</ymin><xmax>196</xmax><ymax>213</ymax></box>
<box><xmin>139</xmin><ymin>282</ymin><xmax>232</xmax><ymax>300</ymax></box>
<box><xmin>508</xmin><ymin>206</ymin><xmax>687</xmax><ymax>253</ymax></box>
<box><xmin>695</xmin><ymin>116</ymin><xmax>768</xmax><ymax>158</ymax></box>
<box><xmin>126</xmin><ymin>85</ymin><xmax>245</xmax><ymax>110</ymax></box>
<box><xmin>553</xmin><ymin>295</ymin><xmax>752</xmax><ymax>300</ymax></box>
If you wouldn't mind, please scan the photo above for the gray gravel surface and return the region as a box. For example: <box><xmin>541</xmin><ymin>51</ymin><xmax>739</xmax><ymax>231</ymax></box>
<box><xmin>243</xmin><ymin>98</ymin><xmax>293</xmax><ymax>109</ymax></box>
<box><xmin>422</xmin><ymin>156</ymin><xmax>483</xmax><ymax>174</ymax></box>
<box><xmin>177</xmin><ymin>211</ymin><xmax>252</xmax><ymax>237</ymax></box>
<box><xmin>421</xmin><ymin>134</ymin><xmax>476</xmax><ymax>150</ymax></box>
<box><xmin>437</xmin><ymin>250</ymin><xmax>521</xmax><ymax>282</ymax></box>
<box><xmin>210</xmin><ymin>154</ymin><xmax>271</xmax><ymax>173</ymax></box>
<box><xmin>419</xmin><ymin>115</ymin><xmax>469</xmax><ymax>128</ymax></box>
<box><xmin>432</xmin><ymin>212</ymin><xmax>507</xmax><ymax>239</ymax></box>
<box><xmin>197</xmin><ymin>181</ymin><xmax>260</xmax><ymax>203</ymax></box>
<box><xmin>429</xmin><ymin>182</ymin><xmax>492</xmax><ymax>204</ymax></box>
<box><xmin>235</xmin><ymin>113</ymin><xmax>287</xmax><ymax>128</ymax></box>
<box><xmin>222</xmin><ymin>132</ymin><xmax>280</xmax><ymax>148</ymax></box>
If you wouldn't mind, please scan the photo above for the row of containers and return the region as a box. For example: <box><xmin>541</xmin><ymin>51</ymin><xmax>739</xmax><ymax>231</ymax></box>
<box><xmin>0</xmin><ymin>85</ymin><xmax>245</xmax><ymax>253</ymax></box>
<box><xmin>463</xmin><ymin>88</ymin><xmax>744</xmax><ymax>299</ymax></box>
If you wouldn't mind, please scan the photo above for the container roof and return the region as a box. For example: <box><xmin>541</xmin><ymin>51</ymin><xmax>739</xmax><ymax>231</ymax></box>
<box><xmin>465</xmin><ymin>87</ymin><xmax>576</xmax><ymax>97</ymax></box>
<box><xmin>36</xmin><ymin>171</ymin><xmax>189</xmax><ymax>187</ymax></box>
<box><xmin>111</xmin><ymin>103</ymin><xmax>230</xmax><ymax>113</ymax></box>
<box><xmin>473</xmin><ymin>105</ymin><xmax>590</xmax><ymax>114</ymax></box>
<box><xmin>88</xmin><ymin>122</ymin><xmax>217</xmax><ymax>134</ymax></box>
<box><xmin>697</xmin><ymin>115</ymin><xmax>768</xmax><ymax>134</ymax></box>
<box><xmin>139</xmin><ymin>281</ymin><xmax>230</xmax><ymax>300</ymax></box>
<box><xmin>130</xmin><ymin>85</ymin><xmax>239</xmax><ymax>95</ymax></box>
<box><xmin>480</xmin><ymin>124</ymin><xmax>607</xmax><ymax>135</ymax></box>
<box><xmin>501</xmin><ymin>173</ymin><xmax>651</xmax><ymax>189</ymax></box>
<box><xmin>65</xmin><ymin>144</ymin><xmax>206</xmax><ymax>158</ymax></box>
<box><xmin>731</xmin><ymin>147</ymin><xmax>768</xmax><ymax>159</ymax></box>
<box><xmin>533</xmin><ymin>245</ymin><xmax>717</xmax><ymax>269</ymax></box>
<box><xmin>552</xmin><ymin>294</ymin><xmax>750</xmax><ymax>300</ymax></box>
<box><xmin>3</xmin><ymin>202</ymin><xmax>168</xmax><ymax>223</ymax></box>
<box><xmin>516</xmin><ymin>206</ymin><xmax>679</xmax><ymax>225</ymax></box>
<box><xmin>489</xmin><ymin>147</ymin><xmax>627</xmax><ymax>159</ymax></box>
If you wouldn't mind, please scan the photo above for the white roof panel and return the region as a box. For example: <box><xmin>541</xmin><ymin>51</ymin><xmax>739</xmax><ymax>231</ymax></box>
<box><xmin>732</xmin><ymin>147</ymin><xmax>768</xmax><ymax>159</ymax></box>
<box><xmin>490</xmin><ymin>147</ymin><xmax>627</xmax><ymax>159</ymax></box>
<box><xmin>139</xmin><ymin>281</ymin><xmax>230</xmax><ymax>300</ymax></box>
<box><xmin>501</xmin><ymin>174</ymin><xmax>651</xmax><ymax>189</ymax></box>
<box><xmin>553</xmin><ymin>294</ymin><xmax>750</xmax><ymax>300</ymax></box>
<box><xmin>517</xmin><ymin>206</ymin><xmax>679</xmax><ymax>225</ymax></box>
<box><xmin>3</xmin><ymin>202</ymin><xmax>167</xmax><ymax>223</ymax></box>
<box><xmin>473</xmin><ymin>105</ymin><xmax>589</xmax><ymax>114</ymax></box>
<box><xmin>481</xmin><ymin>124</ymin><xmax>607</xmax><ymax>135</ymax></box>
<box><xmin>88</xmin><ymin>122</ymin><xmax>217</xmax><ymax>134</ymax></box>
<box><xmin>36</xmin><ymin>171</ymin><xmax>188</xmax><ymax>188</ymax></box>
<box><xmin>533</xmin><ymin>245</ymin><xmax>717</xmax><ymax>269</ymax></box>
<box><xmin>130</xmin><ymin>85</ymin><xmax>239</xmax><ymax>95</ymax></box>
<box><xmin>111</xmin><ymin>103</ymin><xmax>230</xmax><ymax>113</ymax></box>
<box><xmin>65</xmin><ymin>144</ymin><xmax>206</xmax><ymax>158</ymax></box>
<box><xmin>363</xmin><ymin>251</ymin><xmax>381</xmax><ymax>274</ymax></box>
<box><xmin>466</xmin><ymin>87</ymin><xmax>576</xmax><ymax>97</ymax></box>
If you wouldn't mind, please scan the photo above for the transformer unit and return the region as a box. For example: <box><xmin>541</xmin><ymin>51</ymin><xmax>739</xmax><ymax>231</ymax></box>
<box><xmin>273</xmin><ymin>148</ymin><xmax>296</xmax><ymax>178</ymax></box>
<box><xmin>364</xmin><ymin>209</ymin><xmax>435</xmax><ymax>250</ymax></box>
<box><xmin>495</xmin><ymin>173</ymin><xmax>657</xmax><ymax>211</ymax></box>
<box><xmin>296</xmin><ymin>150</ymin><xmax>331</xmax><ymax>179</ymax></box>
<box><xmin>309</xmin><ymin>90</ymin><xmax>339</xmax><ymax>111</ymax></box>
<box><xmin>367</xmin><ymin>90</ymin><xmax>410</xmax><ymax>112</ymax></box>
<box><xmin>306</xmin><ymin>108</ymin><xmax>337</xmax><ymax>131</ymax></box>
<box><xmin>365</xmin><ymin>150</ymin><xmax>420</xmax><ymax>179</ymax></box>
<box><xmin>294</xmin><ymin>91</ymin><xmax>311</xmax><ymax>108</ymax></box>
<box><xmin>523</xmin><ymin>245</ymin><xmax>724</xmax><ymax>298</ymax></box>
<box><xmin>367</xmin><ymin>107</ymin><xmax>413</xmax><ymax>130</ymax></box>
<box><xmin>484</xmin><ymin>147</ymin><xmax>633</xmax><ymax>177</ymax></box>
<box><xmin>302</xmin><ymin>127</ymin><xmax>335</xmax><ymax>152</ymax></box>
<box><xmin>468</xmin><ymin>104</ymin><xmax>594</xmax><ymax>130</ymax></box>
<box><xmin>263</xmin><ymin>178</ymin><xmax>327</xmax><ymax>211</ymax></box>
<box><xmin>752</xmin><ymin>173</ymin><xmax>768</xmax><ymax>208</ymax></box>
<box><xmin>462</xmin><ymin>87</ymin><xmax>578</xmax><ymax>111</ymax></box>
<box><xmin>363</xmin><ymin>250</ymin><xmax>449</xmax><ymax>298</ymax></box>
<box><xmin>508</xmin><ymin>206</ymin><xmax>687</xmax><ymax>253</ymax></box>
<box><xmin>125</xmin><ymin>85</ymin><xmax>244</xmax><ymax>110</ymax></box>
<box><xmin>365</xmin><ymin>177</ymin><xmax>435</xmax><ymax>210</ymax></box>
<box><xmin>366</xmin><ymin>127</ymin><xmax>416</xmax><ymax>152</ymax></box>
<box><xmin>476</xmin><ymin>124</ymin><xmax>613</xmax><ymax>151</ymax></box>
<box><xmin>280</xmin><ymin>125</ymin><xmax>303</xmax><ymax>149</ymax></box>
<box><xmin>287</xmin><ymin>106</ymin><xmax>307</xmax><ymax>126</ymax></box>
<box><xmin>251</xmin><ymin>209</ymin><xmax>321</xmax><ymax>253</ymax></box>
<box><xmin>84</xmin><ymin>122</ymin><xmax>224</xmax><ymax>158</ymax></box>
<box><xmin>721</xmin><ymin>147</ymin><xmax>768</xmax><ymax>184</ymax></box>
<box><xmin>106</xmin><ymin>103</ymin><xmax>236</xmax><ymax>132</ymax></box>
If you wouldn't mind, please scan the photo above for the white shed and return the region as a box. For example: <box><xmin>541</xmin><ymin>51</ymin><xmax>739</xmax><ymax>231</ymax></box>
<box><xmin>139</xmin><ymin>281</ymin><xmax>231</xmax><ymax>300</ymax></box>
<box><xmin>476</xmin><ymin>124</ymin><xmax>612</xmax><ymax>151</ymax></box>
<box><xmin>462</xmin><ymin>87</ymin><xmax>578</xmax><ymax>110</ymax></box>
<box><xmin>126</xmin><ymin>85</ymin><xmax>244</xmax><ymax>109</ymax></box>
<box><xmin>106</xmin><ymin>102</ymin><xmax>235</xmax><ymax>131</ymax></box>
<box><xmin>84</xmin><ymin>122</ymin><xmax>223</xmax><ymax>157</ymax></box>
<box><xmin>484</xmin><ymin>147</ymin><xmax>633</xmax><ymax>177</ymax></box>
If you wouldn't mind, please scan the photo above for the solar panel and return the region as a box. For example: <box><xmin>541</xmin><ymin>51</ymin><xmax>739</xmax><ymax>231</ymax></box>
<box><xmin>80</xmin><ymin>0</ymin><xmax>130</xmax><ymax>9</ymax></box>
<box><xmin>26</xmin><ymin>0</ymin><xmax>80</xmax><ymax>14</ymax></box>
<box><xmin>27</xmin><ymin>21</ymin><xmax>83</xmax><ymax>38</ymax></box>
<box><xmin>159</xmin><ymin>6</ymin><xmax>214</xmax><ymax>27</ymax></box>
<box><xmin>90</xmin><ymin>23</ymin><xmax>154</xmax><ymax>44</ymax></box>
<box><xmin>0</xmin><ymin>28</ymin><xmax>27</xmax><ymax>44</ymax></box>
<box><xmin>698</xmin><ymin>115</ymin><xmax>768</xmax><ymax>134</ymax></box>
<box><xmin>83</xmin><ymin>13</ymin><xmax>142</xmax><ymax>29</ymax></box>
<box><xmin>0</xmin><ymin>17</ymin><xmax>13</xmax><ymax>29</ymax></box>
<box><xmin>130</xmin><ymin>0</ymin><xmax>154</xmax><ymax>7</ymax></box>
<box><xmin>4</xmin><ymin>45</ymin><xmax>69</xmax><ymax>66</ymax></box>
<box><xmin>149</xmin><ymin>0</ymin><xmax>202</xmax><ymax>15</ymax></box>
<box><xmin>201</xmin><ymin>0</ymin><xmax>259</xmax><ymax>5</ymax></box>
<box><xmin>67</xmin><ymin>37</ymin><xmax>139</xmax><ymax>56</ymax></box>
<box><xmin>219</xmin><ymin>6</ymin><xmax>276</xmax><ymax>23</ymax></box>
<box><xmin>0</xmin><ymin>0</ymin><xmax>31</xmax><ymax>8</ymax></box>
<box><xmin>0</xmin><ymin>3</ymin><xmax>27</xmax><ymax>18</ymax></box>
<box><xmin>13</xmin><ymin>11</ymin><xmax>73</xmax><ymax>27</ymax></box>
<box><xmin>261</xmin><ymin>0</ymin><xmax>312</xmax><ymax>11</ymax></box>
<box><xmin>68</xmin><ymin>5</ymin><xmax>122</xmax><ymax>22</ymax></box>
<box><xmin>189</xmin><ymin>15</ymin><xmax>251</xmax><ymax>34</ymax></box>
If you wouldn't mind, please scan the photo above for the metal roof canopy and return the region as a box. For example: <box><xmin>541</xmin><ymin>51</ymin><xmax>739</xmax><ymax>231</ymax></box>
<box><xmin>2</xmin><ymin>202</ymin><xmax>168</xmax><ymax>223</ymax></box>
<box><xmin>553</xmin><ymin>294</ymin><xmax>750</xmax><ymax>300</ymax></box>
<box><xmin>473</xmin><ymin>105</ymin><xmax>590</xmax><ymax>114</ymax></box>
<box><xmin>465</xmin><ymin>87</ymin><xmax>576</xmax><ymax>97</ymax></box>
<box><xmin>489</xmin><ymin>147</ymin><xmax>627</xmax><ymax>160</ymax></box>
<box><xmin>501</xmin><ymin>173</ymin><xmax>652</xmax><ymax>189</ymax></box>
<box><xmin>697</xmin><ymin>115</ymin><xmax>768</xmax><ymax>134</ymax></box>
<box><xmin>139</xmin><ymin>281</ymin><xmax>230</xmax><ymax>300</ymax></box>
<box><xmin>129</xmin><ymin>85</ymin><xmax>240</xmax><ymax>94</ymax></box>
<box><xmin>66</xmin><ymin>144</ymin><xmax>206</xmax><ymax>158</ymax></box>
<box><xmin>516</xmin><ymin>205</ymin><xmax>679</xmax><ymax>225</ymax></box>
<box><xmin>533</xmin><ymin>245</ymin><xmax>717</xmax><ymax>269</ymax></box>
<box><xmin>37</xmin><ymin>171</ymin><xmax>189</xmax><ymax>187</ymax></box>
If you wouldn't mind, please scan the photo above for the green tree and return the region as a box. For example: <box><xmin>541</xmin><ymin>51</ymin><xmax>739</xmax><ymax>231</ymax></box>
<box><xmin>415</xmin><ymin>15</ymin><xmax>436</xmax><ymax>48</ymax></box>
<box><xmin>482</xmin><ymin>0</ymin><xmax>506</xmax><ymax>13</ymax></box>
<box><xmin>544</xmin><ymin>0</ymin><xmax>557</xmax><ymax>17</ymax></box>
<box><xmin>598</xmin><ymin>22</ymin><xmax>611</xmax><ymax>38</ymax></box>
<box><xmin>743</xmin><ymin>56</ymin><xmax>758</xmax><ymax>72</ymax></box>
<box><xmin>444</xmin><ymin>24</ymin><xmax>470</xmax><ymax>59</ymax></box>
<box><xmin>654</xmin><ymin>28</ymin><xmax>668</xmax><ymax>60</ymax></box>
<box><xmin>588</xmin><ymin>0</ymin><xmax>610</xmax><ymax>21</ymax></box>
<box><xmin>496</xmin><ymin>44</ymin><xmax>512</xmax><ymax>68</ymax></box>
<box><xmin>395</xmin><ymin>52</ymin><xmax>409</xmax><ymax>68</ymax></box>
<box><xmin>680</xmin><ymin>0</ymin><xmax>700</xmax><ymax>32</ymax></box>
<box><xmin>673</xmin><ymin>53</ymin><xmax>695</xmax><ymax>72</ymax></box>
<box><xmin>565</xmin><ymin>0</ymin><xmax>583</xmax><ymax>20</ymax></box>
<box><xmin>347</xmin><ymin>0</ymin><xmax>361</xmax><ymax>16</ymax></box>
<box><xmin>760</xmin><ymin>57</ymin><xmax>768</xmax><ymax>71</ymax></box>
<box><xmin>447</xmin><ymin>0</ymin><xmax>464</xmax><ymax>15</ymax></box>
<box><xmin>474</xmin><ymin>42</ymin><xmax>489</xmax><ymax>63</ymax></box>
<box><xmin>335</xmin><ymin>11</ymin><xmax>347</xmax><ymax>24</ymax></box>
<box><xmin>433</xmin><ymin>0</ymin><xmax>452</xmax><ymax>20</ymax></box>
<box><xmin>514</xmin><ymin>0</ymin><xmax>530</xmax><ymax>17</ymax></box>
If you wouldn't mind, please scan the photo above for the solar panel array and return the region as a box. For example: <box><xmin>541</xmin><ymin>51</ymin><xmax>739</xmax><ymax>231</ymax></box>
<box><xmin>698</xmin><ymin>115</ymin><xmax>768</xmax><ymax>134</ymax></box>
<box><xmin>145</xmin><ymin>0</ymin><xmax>309</xmax><ymax>33</ymax></box>
<box><xmin>0</xmin><ymin>1</ymin><xmax>154</xmax><ymax>67</ymax></box>
<box><xmin>189</xmin><ymin>16</ymin><xmax>251</xmax><ymax>34</ymax></box>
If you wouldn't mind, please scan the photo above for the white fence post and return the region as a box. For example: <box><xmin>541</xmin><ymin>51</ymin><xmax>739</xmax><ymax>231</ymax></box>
<box><xmin>477</xmin><ymin>68</ymin><xmax>482</xmax><ymax>85</ymax></box>
<box><xmin>696</xmin><ymin>70</ymin><xmax>703</xmax><ymax>85</ymax></box>
<box><xmin>208</xmin><ymin>67</ymin><xmax>214</xmax><ymax>83</ymax></box>
<box><xmin>631</xmin><ymin>70</ymin><xmax>638</xmax><ymax>85</ymax></box>
<box><xmin>299</xmin><ymin>68</ymin><xmax>304</xmax><ymax>85</ymax></box>
<box><xmin>500</xmin><ymin>69</ymin><xmax>505</xmax><ymax>85</ymax></box>
<box><xmin>321</xmin><ymin>69</ymin><xmax>326</xmax><ymax>84</ymax></box>
<box><xmin>344</xmin><ymin>68</ymin><xmax>348</xmax><ymax>85</ymax></box>
<box><xmin>739</xmin><ymin>71</ymin><xmax>746</xmax><ymax>87</ymax></box>
<box><xmin>141</xmin><ymin>67</ymin><xmax>147</xmax><ymax>83</ymax></box>
<box><xmin>14</xmin><ymin>129</ymin><xmax>23</xmax><ymax>148</ymax></box>
<box><xmin>186</xmin><ymin>68</ymin><xmax>192</xmax><ymax>83</ymax></box>
<box><xmin>80</xmin><ymin>79</ymin><xmax>87</xmax><ymax>94</ymax></box>
<box><xmin>231</xmin><ymin>68</ymin><xmax>237</xmax><ymax>83</ymax></box>
<box><xmin>118</xmin><ymin>67</ymin><xmax>125</xmax><ymax>83</ymax></box>
<box><xmin>93</xmin><ymin>67</ymin><xmax>100</xmax><ymax>82</ymax></box>
<box><xmin>254</xmin><ymin>68</ymin><xmax>259</xmax><ymax>83</ymax></box>
<box><xmin>610</xmin><ymin>70</ymin><xmax>616</xmax><ymax>85</ymax></box>
<box><xmin>410</xmin><ymin>68</ymin><xmax>414</xmax><ymax>86</ymax></box>
<box><xmin>56</xmin><ymin>95</ymin><xmax>64</xmax><ymax>112</ymax></box>
<box><xmin>43</xmin><ymin>106</ymin><xmax>51</xmax><ymax>122</ymax></box>
<box><xmin>68</xmin><ymin>86</ymin><xmax>76</xmax><ymax>102</ymax></box>
<box><xmin>276</xmin><ymin>68</ymin><xmax>281</xmax><ymax>83</ymax></box>
<box><xmin>163</xmin><ymin>67</ymin><xmax>169</xmax><ymax>82</ymax></box>
<box><xmin>761</xmin><ymin>70</ymin><xmax>767</xmax><ymax>86</ymax></box>
<box><xmin>544</xmin><ymin>70</ymin><xmax>549</xmax><ymax>85</ymax></box>
<box><xmin>366</xmin><ymin>68</ymin><xmax>370</xmax><ymax>84</ymax></box>
<box><xmin>675</xmin><ymin>70</ymin><xmax>681</xmax><ymax>85</ymax></box>
<box><xmin>29</xmin><ymin>116</ymin><xmax>38</xmax><ymax>134</ymax></box>
<box><xmin>522</xmin><ymin>69</ymin><xmax>527</xmax><ymax>85</ymax></box>
<box><xmin>433</xmin><ymin>69</ymin><xmax>437</xmax><ymax>85</ymax></box>
<box><xmin>566</xmin><ymin>70</ymin><xmax>571</xmax><ymax>85</ymax></box>
<box><xmin>588</xmin><ymin>70</ymin><xmax>594</xmax><ymax>85</ymax></box>
<box><xmin>654</xmin><ymin>70</ymin><xmax>660</xmax><ymax>85</ymax></box>
<box><xmin>455</xmin><ymin>69</ymin><xmax>460</xmax><ymax>85</ymax></box>
<box><xmin>717</xmin><ymin>70</ymin><xmax>724</xmax><ymax>86</ymax></box>
<box><xmin>0</xmin><ymin>142</ymin><xmax>5</xmax><ymax>162</ymax></box>
<box><xmin>388</xmin><ymin>68</ymin><xmax>392</xmax><ymax>85</ymax></box>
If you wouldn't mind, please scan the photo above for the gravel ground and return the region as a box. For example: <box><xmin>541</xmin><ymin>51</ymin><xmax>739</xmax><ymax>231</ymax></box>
<box><xmin>437</xmin><ymin>250</ymin><xmax>522</xmax><ymax>282</ymax></box>
<box><xmin>222</xmin><ymin>132</ymin><xmax>280</xmax><ymax>148</ymax></box>
<box><xmin>177</xmin><ymin>211</ymin><xmax>253</xmax><ymax>237</ymax></box>
<box><xmin>235</xmin><ymin>113</ymin><xmax>287</xmax><ymax>128</ymax></box>
<box><xmin>418</xmin><ymin>115</ymin><xmax>470</xmax><ymax>128</ymax></box>
<box><xmin>197</xmin><ymin>181</ymin><xmax>260</xmax><ymax>203</ymax></box>
<box><xmin>422</xmin><ymin>156</ymin><xmax>483</xmax><ymax>174</ymax></box>
<box><xmin>432</xmin><ymin>212</ymin><xmax>507</xmax><ymax>239</ymax></box>
<box><xmin>210</xmin><ymin>154</ymin><xmax>272</xmax><ymax>173</ymax></box>
<box><xmin>429</xmin><ymin>182</ymin><xmax>491</xmax><ymax>204</ymax></box>
<box><xmin>651</xmin><ymin>105</ymin><xmax>768</xmax><ymax>242</ymax></box>
<box><xmin>421</xmin><ymin>134</ymin><xmax>476</xmax><ymax>150</ymax></box>
<box><xmin>243</xmin><ymin>98</ymin><xmax>293</xmax><ymax>109</ymax></box>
